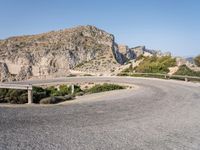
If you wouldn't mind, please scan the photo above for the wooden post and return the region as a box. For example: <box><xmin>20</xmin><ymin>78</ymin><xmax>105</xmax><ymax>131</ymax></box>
<box><xmin>185</xmin><ymin>77</ymin><xmax>188</xmax><ymax>82</ymax></box>
<box><xmin>71</xmin><ymin>84</ymin><xmax>74</xmax><ymax>95</ymax></box>
<box><xmin>28</xmin><ymin>85</ymin><xmax>33</xmax><ymax>104</ymax></box>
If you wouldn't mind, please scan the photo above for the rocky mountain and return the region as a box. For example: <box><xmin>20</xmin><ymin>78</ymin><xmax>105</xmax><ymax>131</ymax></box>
<box><xmin>186</xmin><ymin>57</ymin><xmax>195</xmax><ymax>64</ymax></box>
<box><xmin>0</xmin><ymin>25</ymin><xmax>171</xmax><ymax>82</ymax></box>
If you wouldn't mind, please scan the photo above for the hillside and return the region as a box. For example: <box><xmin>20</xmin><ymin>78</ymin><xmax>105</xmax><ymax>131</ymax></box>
<box><xmin>0</xmin><ymin>25</ymin><xmax>174</xmax><ymax>82</ymax></box>
<box><xmin>0</xmin><ymin>25</ymin><xmax>118</xmax><ymax>81</ymax></box>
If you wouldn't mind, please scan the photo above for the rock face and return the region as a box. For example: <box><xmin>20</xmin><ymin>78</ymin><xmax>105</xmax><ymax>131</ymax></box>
<box><xmin>0</xmin><ymin>62</ymin><xmax>10</xmax><ymax>82</ymax></box>
<box><xmin>130</xmin><ymin>46</ymin><xmax>171</xmax><ymax>57</ymax></box>
<box><xmin>0</xmin><ymin>25</ymin><xmax>122</xmax><ymax>81</ymax></box>
<box><xmin>0</xmin><ymin>25</ymin><xmax>172</xmax><ymax>81</ymax></box>
<box><xmin>118</xmin><ymin>45</ymin><xmax>135</xmax><ymax>60</ymax></box>
<box><xmin>130</xmin><ymin>46</ymin><xmax>146</xmax><ymax>57</ymax></box>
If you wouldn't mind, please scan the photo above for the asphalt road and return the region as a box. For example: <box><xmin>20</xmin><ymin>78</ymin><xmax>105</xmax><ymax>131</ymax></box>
<box><xmin>0</xmin><ymin>77</ymin><xmax>200</xmax><ymax>150</ymax></box>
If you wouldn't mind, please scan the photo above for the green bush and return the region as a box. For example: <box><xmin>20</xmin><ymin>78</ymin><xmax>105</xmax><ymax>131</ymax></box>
<box><xmin>46</xmin><ymin>86</ymin><xmax>59</xmax><ymax>96</ymax></box>
<box><xmin>32</xmin><ymin>87</ymin><xmax>49</xmax><ymax>103</ymax></box>
<box><xmin>174</xmin><ymin>65</ymin><xmax>200</xmax><ymax>77</ymax></box>
<box><xmin>19</xmin><ymin>93</ymin><xmax>28</xmax><ymax>103</ymax></box>
<box><xmin>59</xmin><ymin>85</ymin><xmax>70</xmax><ymax>96</ymax></box>
<box><xmin>85</xmin><ymin>83</ymin><xmax>125</xmax><ymax>94</ymax></box>
<box><xmin>0</xmin><ymin>89</ymin><xmax>8</xmax><ymax>103</ymax></box>
<box><xmin>0</xmin><ymin>88</ymin><xmax>8</xmax><ymax>96</ymax></box>
<box><xmin>134</xmin><ymin>56</ymin><xmax>176</xmax><ymax>74</ymax></box>
<box><xmin>135</xmin><ymin>54</ymin><xmax>145</xmax><ymax>61</ymax></box>
<box><xmin>6</xmin><ymin>89</ymin><xmax>27</xmax><ymax>104</ymax></box>
<box><xmin>194</xmin><ymin>55</ymin><xmax>200</xmax><ymax>67</ymax></box>
<box><xmin>0</xmin><ymin>88</ymin><xmax>28</xmax><ymax>104</ymax></box>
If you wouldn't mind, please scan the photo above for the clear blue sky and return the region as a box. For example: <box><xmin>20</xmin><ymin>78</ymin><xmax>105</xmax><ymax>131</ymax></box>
<box><xmin>0</xmin><ymin>0</ymin><xmax>199</xmax><ymax>57</ymax></box>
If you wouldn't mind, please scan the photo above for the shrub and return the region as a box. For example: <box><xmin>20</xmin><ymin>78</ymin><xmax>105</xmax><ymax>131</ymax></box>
<box><xmin>0</xmin><ymin>88</ymin><xmax>8</xmax><ymax>97</ymax></box>
<box><xmin>6</xmin><ymin>89</ymin><xmax>27</xmax><ymax>104</ymax></box>
<box><xmin>174</xmin><ymin>65</ymin><xmax>200</xmax><ymax>77</ymax></box>
<box><xmin>46</xmin><ymin>86</ymin><xmax>59</xmax><ymax>96</ymax></box>
<box><xmin>85</xmin><ymin>83</ymin><xmax>125</xmax><ymax>94</ymax></box>
<box><xmin>33</xmin><ymin>86</ymin><xmax>45</xmax><ymax>93</ymax></box>
<box><xmin>134</xmin><ymin>56</ymin><xmax>176</xmax><ymax>73</ymax></box>
<box><xmin>135</xmin><ymin>54</ymin><xmax>145</xmax><ymax>61</ymax></box>
<box><xmin>59</xmin><ymin>85</ymin><xmax>70</xmax><ymax>96</ymax></box>
<box><xmin>19</xmin><ymin>93</ymin><xmax>28</xmax><ymax>103</ymax></box>
<box><xmin>32</xmin><ymin>87</ymin><xmax>49</xmax><ymax>103</ymax></box>
<box><xmin>194</xmin><ymin>55</ymin><xmax>200</xmax><ymax>67</ymax></box>
<box><xmin>0</xmin><ymin>89</ymin><xmax>28</xmax><ymax>104</ymax></box>
<box><xmin>0</xmin><ymin>89</ymin><xmax>8</xmax><ymax>103</ymax></box>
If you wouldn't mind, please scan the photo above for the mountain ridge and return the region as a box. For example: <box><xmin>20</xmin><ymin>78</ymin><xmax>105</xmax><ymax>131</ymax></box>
<box><xmin>0</xmin><ymin>25</ymin><xmax>172</xmax><ymax>82</ymax></box>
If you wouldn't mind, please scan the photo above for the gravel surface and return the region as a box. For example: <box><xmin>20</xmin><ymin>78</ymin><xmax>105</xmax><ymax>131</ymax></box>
<box><xmin>0</xmin><ymin>77</ymin><xmax>200</xmax><ymax>150</ymax></box>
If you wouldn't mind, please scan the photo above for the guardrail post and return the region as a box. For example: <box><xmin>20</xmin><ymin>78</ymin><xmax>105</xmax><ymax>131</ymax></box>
<box><xmin>71</xmin><ymin>84</ymin><xmax>74</xmax><ymax>95</ymax></box>
<box><xmin>28</xmin><ymin>85</ymin><xmax>33</xmax><ymax>104</ymax></box>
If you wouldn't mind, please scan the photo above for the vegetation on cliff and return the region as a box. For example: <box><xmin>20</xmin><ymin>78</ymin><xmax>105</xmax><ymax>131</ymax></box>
<box><xmin>121</xmin><ymin>56</ymin><xmax>176</xmax><ymax>74</ymax></box>
<box><xmin>174</xmin><ymin>65</ymin><xmax>200</xmax><ymax>77</ymax></box>
<box><xmin>134</xmin><ymin>56</ymin><xmax>176</xmax><ymax>73</ymax></box>
<box><xmin>194</xmin><ymin>55</ymin><xmax>200</xmax><ymax>67</ymax></box>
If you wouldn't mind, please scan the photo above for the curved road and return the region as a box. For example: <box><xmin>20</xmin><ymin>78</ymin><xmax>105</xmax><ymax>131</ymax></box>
<box><xmin>0</xmin><ymin>77</ymin><xmax>200</xmax><ymax>150</ymax></box>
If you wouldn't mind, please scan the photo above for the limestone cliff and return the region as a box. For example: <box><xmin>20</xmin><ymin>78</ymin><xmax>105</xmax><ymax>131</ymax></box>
<box><xmin>0</xmin><ymin>25</ymin><xmax>124</xmax><ymax>81</ymax></box>
<box><xmin>0</xmin><ymin>25</ymin><xmax>171</xmax><ymax>81</ymax></box>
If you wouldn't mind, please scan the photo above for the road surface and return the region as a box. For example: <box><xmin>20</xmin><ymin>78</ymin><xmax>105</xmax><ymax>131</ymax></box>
<box><xmin>0</xmin><ymin>77</ymin><xmax>200</xmax><ymax>150</ymax></box>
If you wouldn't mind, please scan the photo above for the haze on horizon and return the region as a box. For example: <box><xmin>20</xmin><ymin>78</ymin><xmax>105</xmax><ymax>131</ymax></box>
<box><xmin>0</xmin><ymin>0</ymin><xmax>199</xmax><ymax>57</ymax></box>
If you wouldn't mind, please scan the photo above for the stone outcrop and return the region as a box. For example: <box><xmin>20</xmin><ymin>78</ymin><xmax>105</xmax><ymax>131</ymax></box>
<box><xmin>130</xmin><ymin>46</ymin><xmax>171</xmax><ymax>57</ymax></box>
<box><xmin>118</xmin><ymin>45</ymin><xmax>135</xmax><ymax>60</ymax></box>
<box><xmin>130</xmin><ymin>46</ymin><xmax>146</xmax><ymax>57</ymax></box>
<box><xmin>0</xmin><ymin>62</ymin><xmax>10</xmax><ymax>82</ymax></box>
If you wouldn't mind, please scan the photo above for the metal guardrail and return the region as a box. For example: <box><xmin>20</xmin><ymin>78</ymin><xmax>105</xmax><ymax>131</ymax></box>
<box><xmin>0</xmin><ymin>74</ymin><xmax>199</xmax><ymax>105</ymax></box>
<box><xmin>0</xmin><ymin>83</ymin><xmax>33</xmax><ymax>104</ymax></box>
<box><xmin>0</xmin><ymin>83</ymin><xmax>32</xmax><ymax>90</ymax></box>
<box><xmin>119</xmin><ymin>72</ymin><xmax>200</xmax><ymax>82</ymax></box>
<box><xmin>0</xmin><ymin>83</ymin><xmax>75</xmax><ymax>104</ymax></box>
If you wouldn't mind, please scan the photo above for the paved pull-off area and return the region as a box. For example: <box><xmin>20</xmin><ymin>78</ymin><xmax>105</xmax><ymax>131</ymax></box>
<box><xmin>0</xmin><ymin>77</ymin><xmax>200</xmax><ymax>150</ymax></box>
